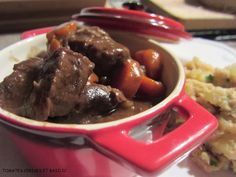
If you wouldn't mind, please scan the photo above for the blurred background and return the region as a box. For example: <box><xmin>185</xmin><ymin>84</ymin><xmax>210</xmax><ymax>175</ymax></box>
<box><xmin>0</xmin><ymin>0</ymin><xmax>106</xmax><ymax>32</ymax></box>
<box><xmin>0</xmin><ymin>0</ymin><xmax>235</xmax><ymax>40</ymax></box>
<box><xmin>0</xmin><ymin>0</ymin><xmax>235</xmax><ymax>56</ymax></box>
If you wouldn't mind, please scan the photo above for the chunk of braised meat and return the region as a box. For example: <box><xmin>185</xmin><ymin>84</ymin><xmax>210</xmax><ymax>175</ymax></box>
<box><xmin>25</xmin><ymin>48</ymin><xmax>94</xmax><ymax>120</ymax></box>
<box><xmin>69</xmin><ymin>84</ymin><xmax>132</xmax><ymax>124</ymax></box>
<box><xmin>67</xmin><ymin>26</ymin><xmax>131</xmax><ymax>77</ymax></box>
<box><xmin>0</xmin><ymin>57</ymin><xmax>44</xmax><ymax>115</ymax></box>
<box><xmin>0</xmin><ymin>48</ymin><xmax>94</xmax><ymax>120</ymax></box>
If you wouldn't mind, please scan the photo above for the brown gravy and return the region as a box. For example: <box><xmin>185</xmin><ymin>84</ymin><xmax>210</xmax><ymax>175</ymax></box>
<box><xmin>48</xmin><ymin>100</ymin><xmax>153</xmax><ymax>124</ymax></box>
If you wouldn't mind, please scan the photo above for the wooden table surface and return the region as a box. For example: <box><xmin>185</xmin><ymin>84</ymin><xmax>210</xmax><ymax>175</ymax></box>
<box><xmin>0</xmin><ymin>32</ymin><xmax>236</xmax><ymax>177</ymax></box>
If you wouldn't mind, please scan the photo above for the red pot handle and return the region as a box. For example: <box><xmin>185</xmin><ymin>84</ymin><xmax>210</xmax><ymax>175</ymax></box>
<box><xmin>90</xmin><ymin>94</ymin><xmax>218</xmax><ymax>175</ymax></box>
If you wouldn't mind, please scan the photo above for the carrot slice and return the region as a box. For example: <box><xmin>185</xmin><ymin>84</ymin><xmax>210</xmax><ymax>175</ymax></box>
<box><xmin>47</xmin><ymin>22</ymin><xmax>78</xmax><ymax>52</ymax></box>
<box><xmin>55</xmin><ymin>22</ymin><xmax>77</xmax><ymax>37</ymax></box>
<box><xmin>87</xmin><ymin>73</ymin><xmax>99</xmax><ymax>85</ymax></box>
<box><xmin>138</xmin><ymin>75</ymin><xmax>165</xmax><ymax>98</ymax></box>
<box><xmin>134</xmin><ymin>49</ymin><xmax>162</xmax><ymax>80</ymax></box>
<box><xmin>112</xmin><ymin>59</ymin><xmax>142</xmax><ymax>98</ymax></box>
<box><xmin>47</xmin><ymin>22</ymin><xmax>77</xmax><ymax>42</ymax></box>
<box><xmin>49</xmin><ymin>38</ymin><xmax>61</xmax><ymax>52</ymax></box>
<box><xmin>46</xmin><ymin>31</ymin><xmax>55</xmax><ymax>42</ymax></box>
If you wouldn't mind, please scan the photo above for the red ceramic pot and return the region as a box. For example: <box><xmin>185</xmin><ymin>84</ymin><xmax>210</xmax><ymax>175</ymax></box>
<box><xmin>0</xmin><ymin>9</ymin><xmax>217</xmax><ymax>177</ymax></box>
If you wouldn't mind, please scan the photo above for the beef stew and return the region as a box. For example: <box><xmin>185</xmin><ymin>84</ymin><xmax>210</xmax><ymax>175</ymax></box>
<box><xmin>0</xmin><ymin>22</ymin><xmax>166</xmax><ymax>124</ymax></box>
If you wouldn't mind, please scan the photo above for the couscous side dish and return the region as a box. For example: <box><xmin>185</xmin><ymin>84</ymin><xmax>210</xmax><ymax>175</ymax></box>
<box><xmin>185</xmin><ymin>58</ymin><xmax>236</xmax><ymax>172</ymax></box>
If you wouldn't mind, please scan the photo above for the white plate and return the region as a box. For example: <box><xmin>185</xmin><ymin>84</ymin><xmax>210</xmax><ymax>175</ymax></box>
<box><xmin>161</xmin><ymin>38</ymin><xmax>236</xmax><ymax>67</ymax></box>
<box><xmin>158</xmin><ymin>38</ymin><xmax>236</xmax><ymax>177</ymax></box>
